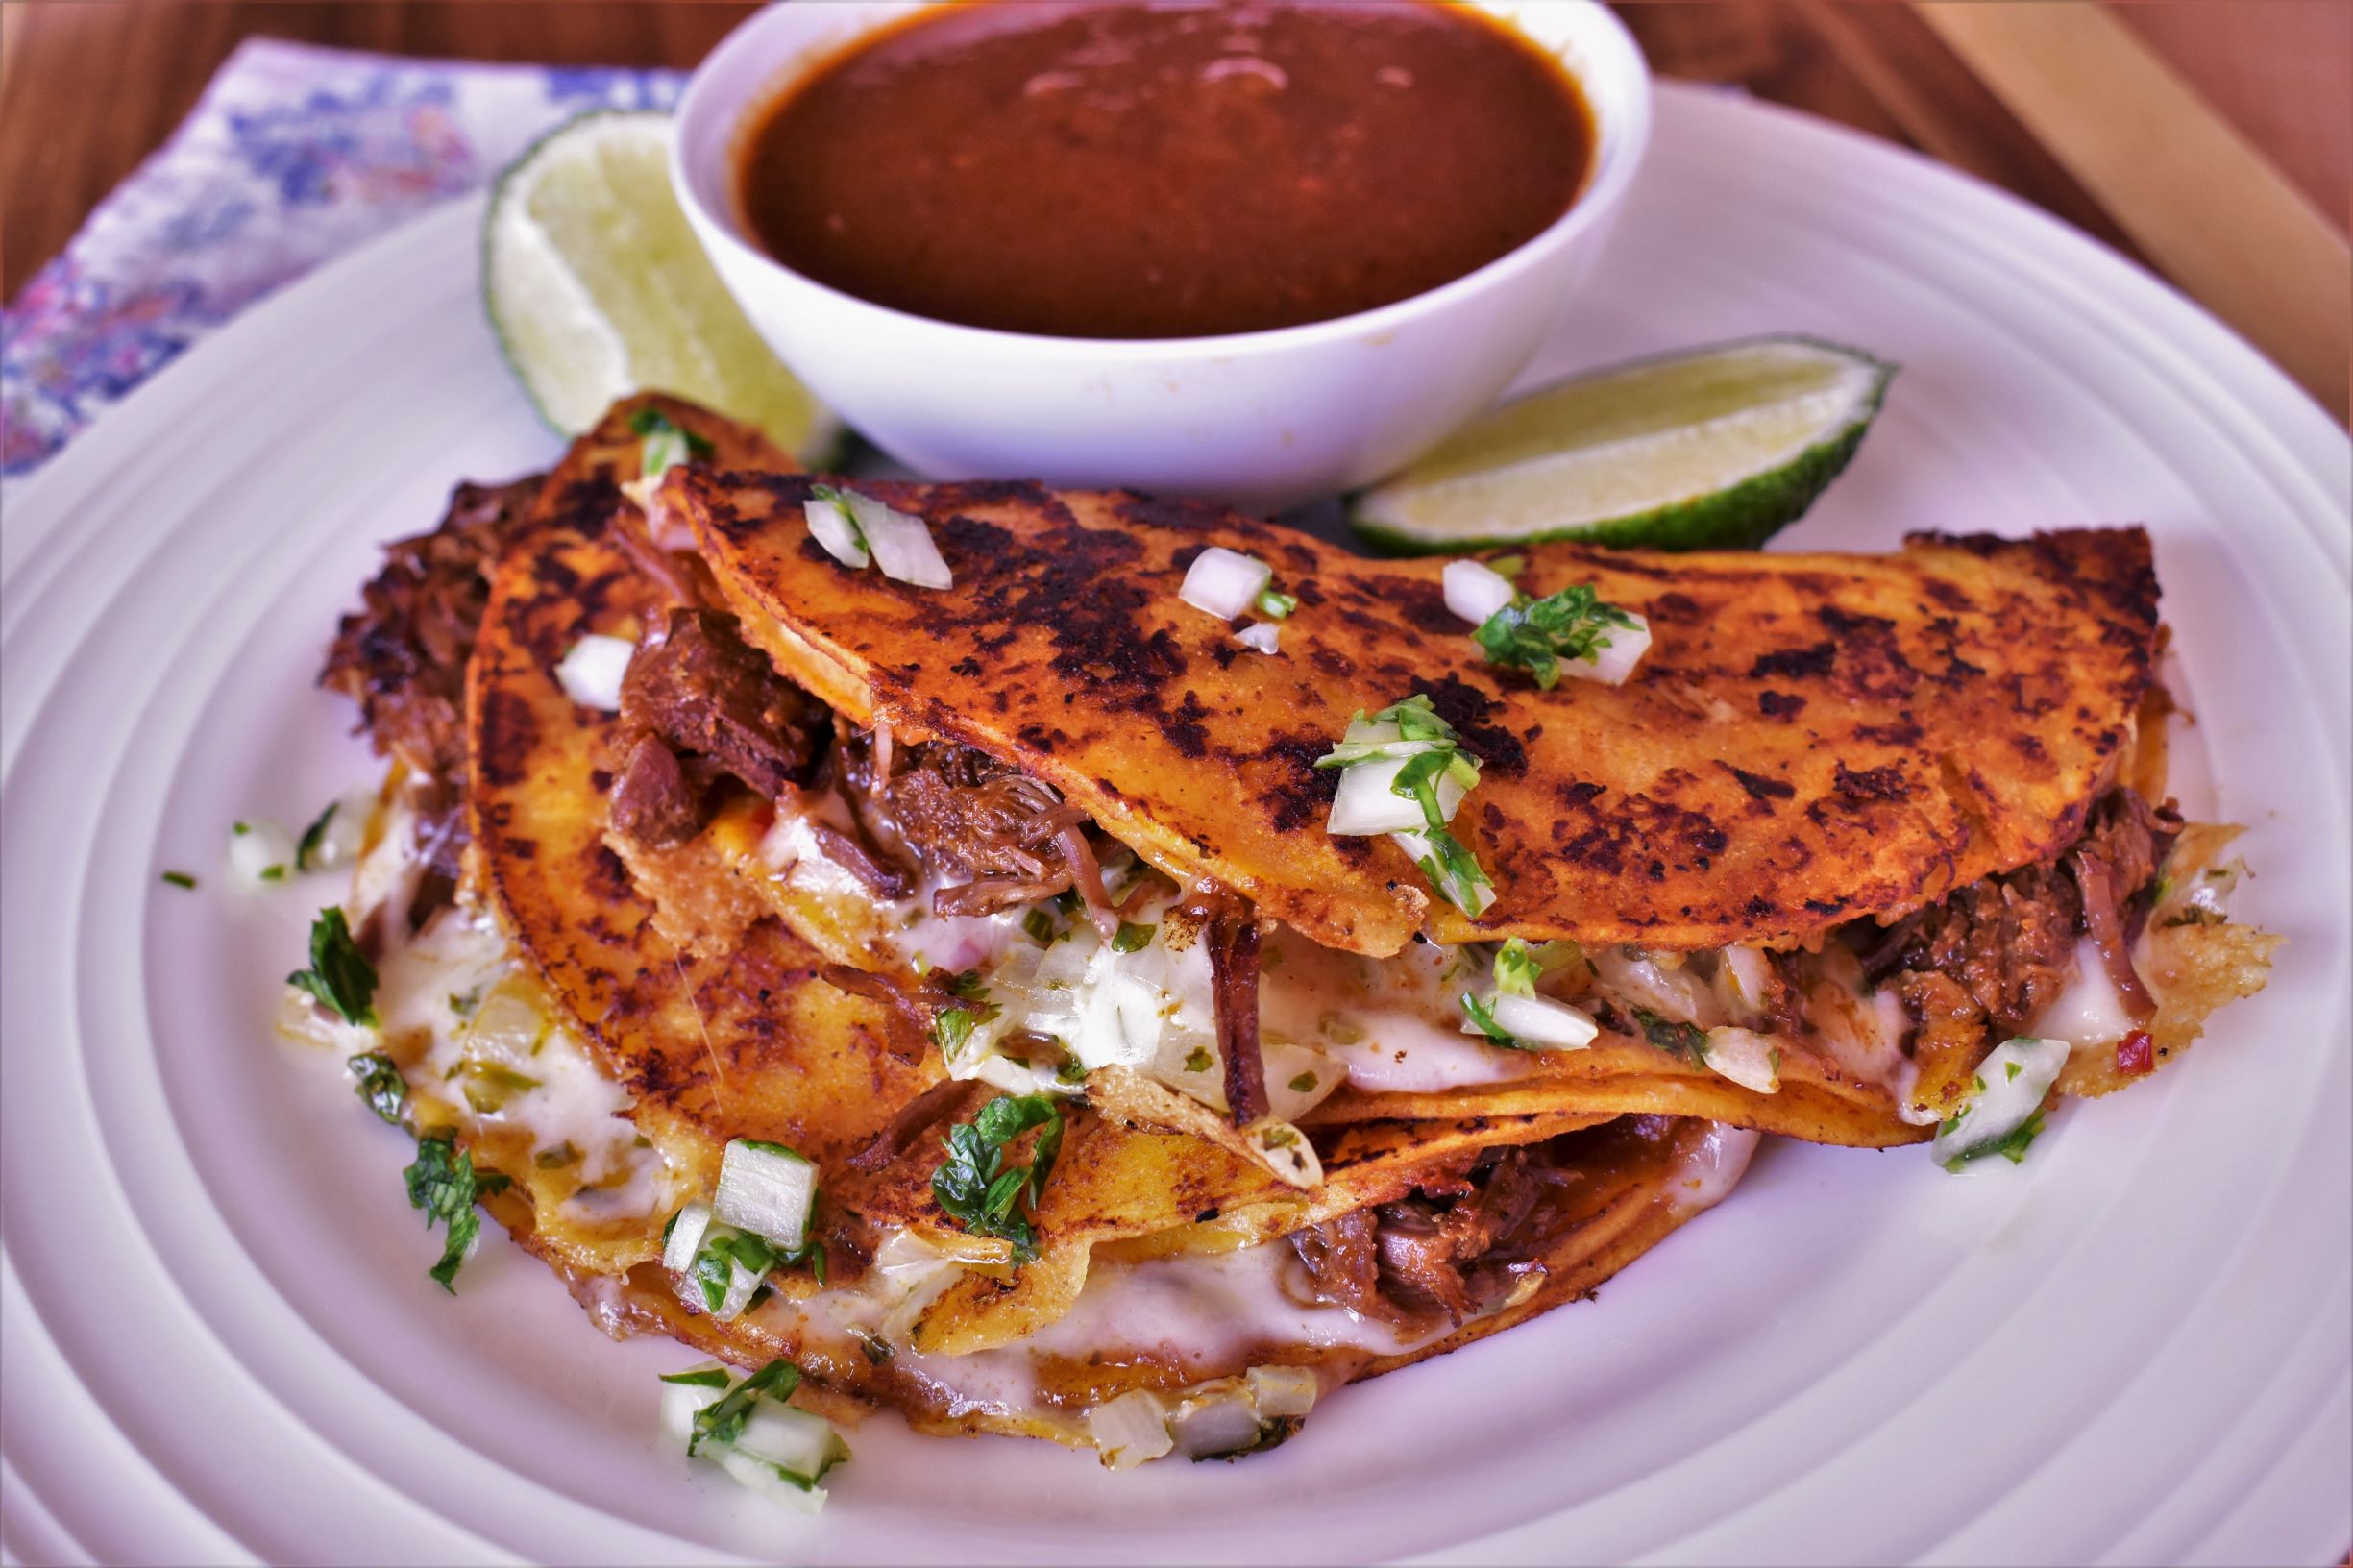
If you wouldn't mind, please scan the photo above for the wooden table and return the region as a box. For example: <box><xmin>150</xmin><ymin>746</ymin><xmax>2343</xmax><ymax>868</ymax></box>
<box><xmin>3</xmin><ymin>1</ymin><xmax>2346</xmax><ymax>415</ymax></box>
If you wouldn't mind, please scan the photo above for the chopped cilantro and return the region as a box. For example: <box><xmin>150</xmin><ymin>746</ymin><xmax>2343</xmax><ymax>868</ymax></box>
<box><xmin>933</xmin><ymin>1006</ymin><xmax>980</xmax><ymax>1062</ymax></box>
<box><xmin>348</xmin><ymin>1051</ymin><xmax>407</xmax><ymax>1126</ymax></box>
<box><xmin>1460</xmin><ymin>992</ymin><xmax>1521</xmax><ymax>1048</ymax></box>
<box><xmin>294</xmin><ymin>800</ymin><xmax>339</xmax><ymax>871</ymax></box>
<box><xmin>535</xmin><ymin>1141</ymin><xmax>582</xmax><ymax>1169</ymax></box>
<box><xmin>1492</xmin><ymin>937</ymin><xmax>1546</xmax><ymax>997</ymax></box>
<box><xmin>628</xmin><ymin>406</ymin><xmax>714</xmax><ymax>479</ymax></box>
<box><xmin>160</xmin><ymin>870</ymin><xmax>197</xmax><ymax>890</ymax></box>
<box><xmin>1941</xmin><ymin>1110</ymin><xmax>2047</xmax><ymax>1172</ymax></box>
<box><xmin>288</xmin><ymin>907</ymin><xmax>379</xmax><ymax>1026</ymax></box>
<box><xmin>1409</xmin><ymin>825</ymin><xmax>1494</xmax><ymax>916</ymax></box>
<box><xmin>2005</xmin><ymin>1061</ymin><xmax>2023</xmax><ymax>1081</ymax></box>
<box><xmin>1055</xmin><ymin>1056</ymin><xmax>1090</xmax><ymax>1085</ymax></box>
<box><xmin>1632</xmin><ymin>1007</ymin><xmax>1708</xmax><ymax>1061</ymax></box>
<box><xmin>1287</xmin><ymin>1072</ymin><xmax>1318</xmax><ymax>1093</ymax></box>
<box><xmin>403</xmin><ymin>1128</ymin><xmax>511</xmax><ymax>1291</ymax></box>
<box><xmin>1183</xmin><ymin>1044</ymin><xmax>1214</xmax><ymax>1074</ymax></box>
<box><xmin>1021</xmin><ymin>908</ymin><xmax>1059</xmax><ymax>944</ymax></box>
<box><xmin>931</xmin><ymin>1093</ymin><xmax>1065</xmax><ymax>1263</ymax></box>
<box><xmin>658</xmin><ymin>1366</ymin><xmax>732</xmax><ymax>1388</ymax></box>
<box><xmin>258</xmin><ymin>865</ymin><xmax>286</xmax><ymax>883</ymax></box>
<box><xmin>1473</xmin><ymin>583</ymin><xmax>1638</xmax><ymax>689</ymax></box>
<box><xmin>688</xmin><ymin>1359</ymin><xmax>801</xmax><ymax>1456</ymax></box>
<box><xmin>1111</xmin><ymin>920</ymin><xmax>1157</xmax><ymax>954</ymax></box>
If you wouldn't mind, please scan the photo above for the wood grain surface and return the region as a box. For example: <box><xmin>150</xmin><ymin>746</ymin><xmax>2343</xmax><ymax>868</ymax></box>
<box><xmin>2</xmin><ymin>1</ymin><xmax>2345</xmax><ymax>415</ymax></box>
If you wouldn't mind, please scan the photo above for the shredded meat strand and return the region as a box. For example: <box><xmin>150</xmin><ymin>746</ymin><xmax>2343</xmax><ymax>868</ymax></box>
<box><xmin>1183</xmin><ymin>882</ymin><xmax>1268</xmax><ymax>1126</ymax></box>
<box><xmin>846</xmin><ymin>1077</ymin><xmax>971</xmax><ymax>1173</ymax></box>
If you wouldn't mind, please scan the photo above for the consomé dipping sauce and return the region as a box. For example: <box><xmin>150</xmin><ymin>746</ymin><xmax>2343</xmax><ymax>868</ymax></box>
<box><xmin>737</xmin><ymin>2</ymin><xmax>1595</xmax><ymax>340</ymax></box>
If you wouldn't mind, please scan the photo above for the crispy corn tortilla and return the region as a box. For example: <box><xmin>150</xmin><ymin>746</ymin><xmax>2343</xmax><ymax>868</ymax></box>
<box><xmin>458</xmin><ymin>404</ymin><xmax>1674</xmax><ymax>1373</ymax></box>
<box><xmin>674</xmin><ymin>471</ymin><xmax>2158</xmax><ymax>958</ymax></box>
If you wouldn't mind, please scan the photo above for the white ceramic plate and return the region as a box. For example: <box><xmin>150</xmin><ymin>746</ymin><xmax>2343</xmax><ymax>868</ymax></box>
<box><xmin>3</xmin><ymin>85</ymin><xmax>2346</xmax><ymax>1567</ymax></box>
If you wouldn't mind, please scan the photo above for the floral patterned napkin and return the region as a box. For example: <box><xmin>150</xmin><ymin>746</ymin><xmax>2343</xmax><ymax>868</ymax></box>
<box><xmin>2</xmin><ymin>38</ymin><xmax>681</xmax><ymax>481</ymax></box>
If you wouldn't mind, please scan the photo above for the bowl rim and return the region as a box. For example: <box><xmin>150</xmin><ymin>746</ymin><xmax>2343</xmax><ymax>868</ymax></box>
<box><xmin>669</xmin><ymin>0</ymin><xmax>1654</xmax><ymax>361</ymax></box>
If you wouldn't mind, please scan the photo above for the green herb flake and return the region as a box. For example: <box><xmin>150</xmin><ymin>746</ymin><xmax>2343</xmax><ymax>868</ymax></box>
<box><xmin>1055</xmin><ymin>1056</ymin><xmax>1090</xmax><ymax>1085</ymax></box>
<box><xmin>534</xmin><ymin>1141</ymin><xmax>582</xmax><ymax>1170</ymax></box>
<box><xmin>1111</xmin><ymin>920</ymin><xmax>1157</xmax><ymax>954</ymax></box>
<box><xmin>258</xmin><ymin>865</ymin><xmax>286</xmax><ymax>883</ymax></box>
<box><xmin>628</xmin><ymin>406</ymin><xmax>715</xmax><ymax>480</ymax></box>
<box><xmin>288</xmin><ymin>907</ymin><xmax>380</xmax><ymax>1026</ymax></box>
<box><xmin>403</xmin><ymin>1128</ymin><xmax>511</xmax><ymax>1291</ymax></box>
<box><xmin>2005</xmin><ymin>1061</ymin><xmax>2023</xmax><ymax>1081</ymax></box>
<box><xmin>1631</xmin><ymin>1008</ymin><xmax>1708</xmax><ymax>1061</ymax></box>
<box><xmin>1255</xmin><ymin>587</ymin><xmax>1299</xmax><ymax>621</ymax></box>
<box><xmin>1492</xmin><ymin>937</ymin><xmax>1545</xmax><ymax>998</ymax></box>
<box><xmin>1487</xmin><ymin>554</ymin><xmax>1527</xmax><ymax>580</ymax></box>
<box><xmin>160</xmin><ymin>870</ymin><xmax>197</xmax><ymax>890</ymax></box>
<box><xmin>930</xmin><ymin>1094</ymin><xmax>1066</xmax><ymax>1264</ymax></box>
<box><xmin>933</xmin><ymin>1006</ymin><xmax>980</xmax><ymax>1063</ymax></box>
<box><xmin>348</xmin><ymin>1051</ymin><xmax>408</xmax><ymax>1127</ymax></box>
<box><xmin>1183</xmin><ymin>1045</ymin><xmax>1214</xmax><ymax>1074</ymax></box>
<box><xmin>851</xmin><ymin>1329</ymin><xmax>895</xmax><ymax>1364</ymax></box>
<box><xmin>1021</xmin><ymin>908</ymin><xmax>1059</xmax><ymax>944</ymax></box>
<box><xmin>688</xmin><ymin>1359</ymin><xmax>802</xmax><ymax>1456</ymax></box>
<box><xmin>1942</xmin><ymin>1110</ymin><xmax>2047</xmax><ymax>1172</ymax></box>
<box><xmin>294</xmin><ymin>800</ymin><xmax>339</xmax><ymax>872</ymax></box>
<box><xmin>658</xmin><ymin>1367</ymin><xmax>733</xmax><ymax>1389</ymax></box>
<box><xmin>1287</xmin><ymin>1072</ymin><xmax>1318</xmax><ymax>1093</ymax></box>
<box><xmin>1473</xmin><ymin>583</ymin><xmax>1639</xmax><ymax>689</ymax></box>
<box><xmin>1409</xmin><ymin>825</ymin><xmax>1495</xmax><ymax>916</ymax></box>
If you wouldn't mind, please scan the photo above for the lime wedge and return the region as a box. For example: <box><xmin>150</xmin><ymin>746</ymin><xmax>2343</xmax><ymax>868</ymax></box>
<box><xmin>483</xmin><ymin>110</ymin><xmax>838</xmax><ymax>462</ymax></box>
<box><xmin>1351</xmin><ymin>336</ymin><xmax>1894</xmax><ymax>553</ymax></box>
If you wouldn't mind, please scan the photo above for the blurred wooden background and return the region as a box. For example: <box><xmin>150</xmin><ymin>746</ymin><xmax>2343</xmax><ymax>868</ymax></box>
<box><xmin>3</xmin><ymin>1</ymin><xmax>2347</xmax><ymax>413</ymax></box>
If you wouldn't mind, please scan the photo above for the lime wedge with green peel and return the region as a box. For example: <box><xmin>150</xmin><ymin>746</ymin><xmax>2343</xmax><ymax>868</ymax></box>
<box><xmin>483</xmin><ymin>110</ymin><xmax>839</xmax><ymax>462</ymax></box>
<box><xmin>1350</xmin><ymin>336</ymin><xmax>1894</xmax><ymax>554</ymax></box>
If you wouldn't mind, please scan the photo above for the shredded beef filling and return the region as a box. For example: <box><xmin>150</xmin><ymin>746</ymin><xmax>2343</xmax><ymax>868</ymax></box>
<box><xmin>1290</xmin><ymin>1132</ymin><xmax>1630</xmax><ymax>1329</ymax></box>
<box><xmin>1860</xmin><ymin>785</ymin><xmax>2180</xmax><ymax>1051</ymax></box>
<box><xmin>321</xmin><ymin>476</ymin><xmax>540</xmax><ymax>782</ymax></box>
<box><xmin>609</xmin><ymin>608</ymin><xmax>826</xmax><ymax>847</ymax></box>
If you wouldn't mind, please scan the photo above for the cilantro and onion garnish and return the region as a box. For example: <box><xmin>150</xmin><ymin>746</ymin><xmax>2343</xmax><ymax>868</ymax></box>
<box><xmin>1443</xmin><ymin>558</ymin><xmax>1650</xmax><ymax>688</ymax></box>
<box><xmin>662</xmin><ymin>1139</ymin><xmax>827</xmax><ymax>1320</ymax></box>
<box><xmin>1316</xmin><ymin>694</ymin><xmax>1495</xmax><ymax>916</ymax></box>
<box><xmin>1932</xmin><ymin>1037</ymin><xmax>2068</xmax><ymax>1171</ymax></box>
<box><xmin>404</xmin><ymin>1126</ymin><xmax>512</xmax><ymax>1292</ymax></box>
<box><xmin>803</xmin><ymin>483</ymin><xmax>954</xmax><ymax>588</ymax></box>
<box><xmin>1457</xmin><ymin>937</ymin><xmax>1597</xmax><ymax>1051</ymax></box>
<box><xmin>659</xmin><ymin>1358</ymin><xmax>849</xmax><ymax>1513</ymax></box>
<box><xmin>930</xmin><ymin>1093</ymin><xmax>1066</xmax><ymax>1264</ymax></box>
<box><xmin>629</xmin><ymin>406</ymin><xmax>714</xmax><ymax>479</ymax></box>
<box><xmin>1178</xmin><ymin>545</ymin><xmax>1292</xmax><ymax>654</ymax></box>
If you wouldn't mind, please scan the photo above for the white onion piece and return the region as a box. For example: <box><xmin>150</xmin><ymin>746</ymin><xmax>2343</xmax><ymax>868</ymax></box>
<box><xmin>1168</xmin><ymin>1388</ymin><xmax>1264</xmax><ymax>1458</ymax></box>
<box><xmin>658</xmin><ymin>1371</ymin><xmax>727</xmax><ymax>1450</ymax></box>
<box><xmin>1931</xmin><ymin>1036</ymin><xmax>2068</xmax><ymax>1170</ymax></box>
<box><xmin>1233</xmin><ymin>621</ymin><xmax>1281</xmax><ymax>654</ymax></box>
<box><xmin>715</xmin><ymin>1139</ymin><xmax>816</xmax><ymax>1250</ymax></box>
<box><xmin>1326</xmin><ymin>755</ymin><xmax>1466</xmax><ymax>836</ymax></box>
<box><xmin>711</xmin><ymin>1259</ymin><xmax>764</xmax><ymax>1322</ymax></box>
<box><xmin>1388</xmin><ymin>827</ymin><xmax>1497</xmax><ymax>917</ymax></box>
<box><xmin>1489</xmin><ymin>992</ymin><xmax>1599</xmax><ymax>1051</ymax></box>
<box><xmin>1262</xmin><ymin>1040</ymin><xmax>1345</xmax><ymax>1121</ymax></box>
<box><xmin>1562</xmin><ymin>613</ymin><xmax>1653</xmax><ymax>686</ymax></box>
<box><xmin>846</xmin><ymin>491</ymin><xmax>952</xmax><ymax>588</ymax></box>
<box><xmin>1179</xmin><ymin>547</ymin><xmax>1271</xmax><ymax>620</ymax></box>
<box><xmin>711</xmin><ymin>1446</ymin><xmax>829</xmax><ymax>1513</ymax></box>
<box><xmin>1245</xmin><ymin>1364</ymin><xmax>1319</xmax><ymax>1418</ymax></box>
<box><xmin>1701</xmin><ymin>1025</ymin><xmax>1781</xmax><ymax>1093</ymax></box>
<box><xmin>730</xmin><ymin>1403</ymin><xmax>849</xmax><ymax>1484</ymax></box>
<box><xmin>662</xmin><ymin>1200</ymin><xmax>714</xmax><ymax>1274</ymax></box>
<box><xmin>555</xmin><ymin>633</ymin><xmax>634</xmax><ymax>710</ymax></box>
<box><xmin>1088</xmin><ymin>1390</ymin><xmax>1174</xmax><ymax>1470</ymax></box>
<box><xmin>1443</xmin><ymin>559</ymin><xmax>1518</xmax><ymax>625</ymax></box>
<box><xmin>1714</xmin><ymin>944</ymin><xmax>1775</xmax><ymax>1020</ymax></box>
<box><xmin>802</xmin><ymin>493</ymin><xmax>870</xmax><ymax>568</ymax></box>
<box><xmin>227</xmin><ymin>819</ymin><xmax>294</xmax><ymax>890</ymax></box>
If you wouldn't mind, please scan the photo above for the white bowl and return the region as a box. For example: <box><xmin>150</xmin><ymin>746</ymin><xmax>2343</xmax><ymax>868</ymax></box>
<box><xmin>673</xmin><ymin>0</ymin><xmax>1652</xmax><ymax>511</ymax></box>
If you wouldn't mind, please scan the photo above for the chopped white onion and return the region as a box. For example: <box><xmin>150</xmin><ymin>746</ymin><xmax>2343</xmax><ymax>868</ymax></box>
<box><xmin>1246</xmin><ymin>1118</ymin><xmax>1322</xmax><ymax>1188</ymax></box>
<box><xmin>1168</xmin><ymin>1388</ymin><xmax>1264</xmax><ymax>1458</ymax></box>
<box><xmin>1245</xmin><ymin>1364</ymin><xmax>1319</xmax><ymax>1419</ymax></box>
<box><xmin>845</xmin><ymin>491</ymin><xmax>952</xmax><ymax>588</ymax></box>
<box><xmin>1489</xmin><ymin>992</ymin><xmax>1599</xmax><ymax>1051</ymax></box>
<box><xmin>1932</xmin><ymin>1036</ymin><xmax>2068</xmax><ymax>1170</ymax></box>
<box><xmin>658</xmin><ymin>1369</ymin><xmax>727</xmax><ymax>1450</ymax></box>
<box><xmin>554</xmin><ymin>633</ymin><xmax>634</xmax><ymax>711</ymax></box>
<box><xmin>711</xmin><ymin>1446</ymin><xmax>828</xmax><ymax>1513</ymax></box>
<box><xmin>715</xmin><ymin>1139</ymin><xmax>816</xmax><ymax>1251</ymax></box>
<box><xmin>1388</xmin><ymin>827</ymin><xmax>1498</xmax><ymax>917</ymax></box>
<box><xmin>1089</xmin><ymin>1389</ymin><xmax>1174</xmax><ymax>1470</ymax></box>
<box><xmin>1714</xmin><ymin>944</ymin><xmax>1775</xmax><ymax>1020</ymax></box>
<box><xmin>1442</xmin><ymin>559</ymin><xmax>1518</xmax><ymax>625</ymax></box>
<box><xmin>227</xmin><ymin>819</ymin><xmax>294</xmax><ymax>891</ymax></box>
<box><xmin>730</xmin><ymin>1403</ymin><xmax>850</xmax><ymax>1487</ymax></box>
<box><xmin>1702</xmin><ymin>1025</ymin><xmax>1781</xmax><ymax>1093</ymax></box>
<box><xmin>662</xmin><ymin>1200</ymin><xmax>714</xmax><ymax>1274</ymax></box>
<box><xmin>1179</xmin><ymin>547</ymin><xmax>1272</xmax><ymax>620</ymax></box>
<box><xmin>1563</xmin><ymin>613</ymin><xmax>1653</xmax><ymax>687</ymax></box>
<box><xmin>1262</xmin><ymin>1041</ymin><xmax>1346</xmax><ymax>1121</ymax></box>
<box><xmin>803</xmin><ymin>492</ymin><xmax>870</xmax><ymax>568</ymax></box>
<box><xmin>1233</xmin><ymin>621</ymin><xmax>1281</xmax><ymax>655</ymax></box>
<box><xmin>1326</xmin><ymin>755</ymin><xmax>1467</xmax><ymax>836</ymax></box>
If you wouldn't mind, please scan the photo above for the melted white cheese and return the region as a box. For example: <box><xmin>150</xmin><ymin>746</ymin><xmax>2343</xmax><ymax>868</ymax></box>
<box><xmin>2030</xmin><ymin>938</ymin><xmax>2135</xmax><ymax>1051</ymax></box>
